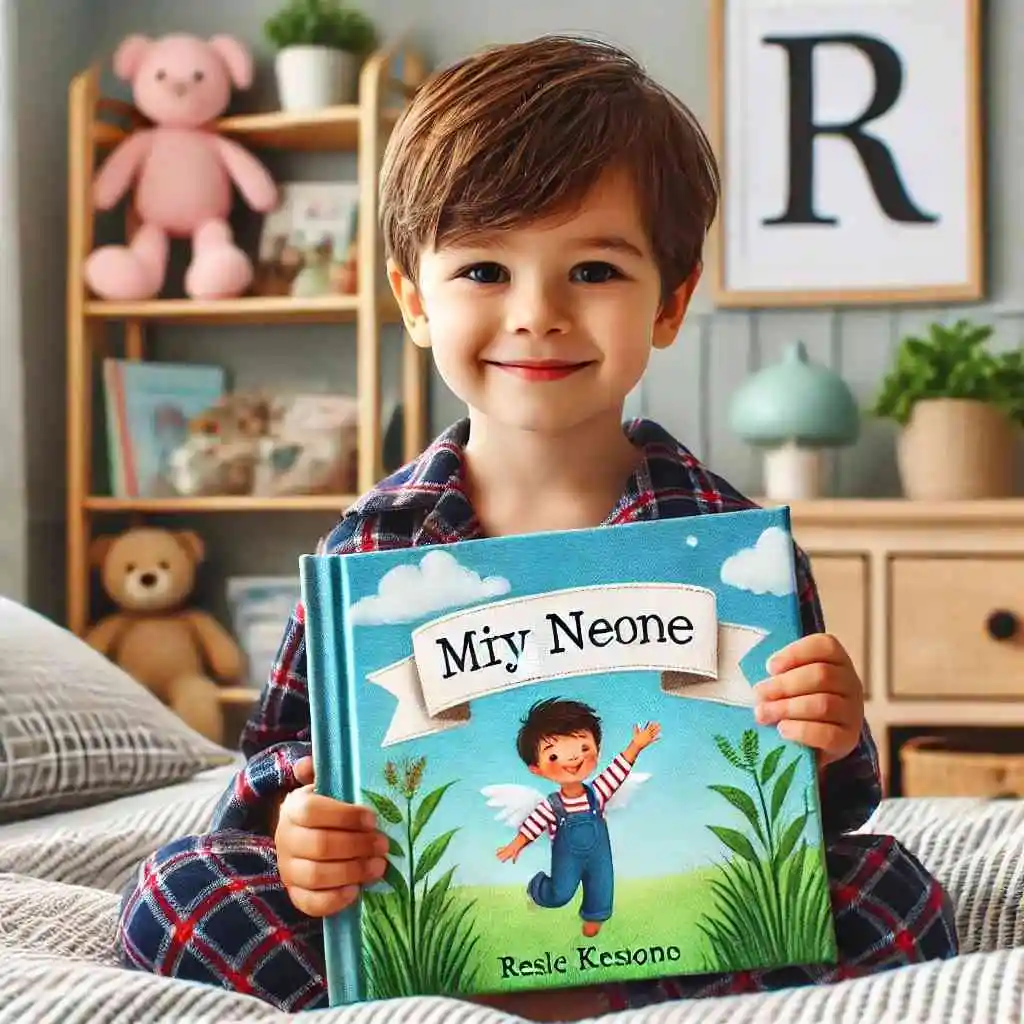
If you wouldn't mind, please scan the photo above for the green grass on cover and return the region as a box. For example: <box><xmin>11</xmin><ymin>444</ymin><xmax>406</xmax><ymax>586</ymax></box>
<box><xmin>452</xmin><ymin>851</ymin><xmax>830</xmax><ymax>995</ymax></box>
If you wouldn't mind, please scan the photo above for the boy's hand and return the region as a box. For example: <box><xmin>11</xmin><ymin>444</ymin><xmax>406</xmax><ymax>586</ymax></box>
<box><xmin>275</xmin><ymin>756</ymin><xmax>389</xmax><ymax>917</ymax></box>
<box><xmin>632</xmin><ymin>721</ymin><xmax>661</xmax><ymax>749</ymax></box>
<box><xmin>497</xmin><ymin>834</ymin><xmax>527</xmax><ymax>863</ymax></box>
<box><xmin>752</xmin><ymin>633</ymin><xmax>864</xmax><ymax>766</ymax></box>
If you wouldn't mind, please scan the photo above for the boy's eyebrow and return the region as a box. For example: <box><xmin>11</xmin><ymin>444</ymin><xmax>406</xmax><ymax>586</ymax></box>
<box><xmin>572</xmin><ymin>235</ymin><xmax>647</xmax><ymax>259</ymax></box>
<box><xmin>435</xmin><ymin>233</ymin><xmax>647</xmax><ymax>258</ymax></box>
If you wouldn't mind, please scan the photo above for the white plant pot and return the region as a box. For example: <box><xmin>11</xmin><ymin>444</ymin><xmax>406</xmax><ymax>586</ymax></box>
<box><xmin>275</xmin><ymin>45</ymin><xmax>358</xmax><ymax>111</ymax></box>
<box><xmin>762</xmin><ymin>443</ymin><xmax>824</xmax><ymax>501</ymax></box>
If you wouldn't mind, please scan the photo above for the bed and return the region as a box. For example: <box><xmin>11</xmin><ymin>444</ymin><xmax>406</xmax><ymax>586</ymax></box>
<box><xmin>1</xmin><ymin>599</ymin><xmax>1022</xmax><ymax>1023</ymax></box>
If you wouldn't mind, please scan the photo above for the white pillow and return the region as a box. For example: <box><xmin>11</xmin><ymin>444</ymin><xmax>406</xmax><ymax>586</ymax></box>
<box><xmin>0</xmin><ymin>598</ymin><xmax>235</xmax><ymax>822</ymax></box>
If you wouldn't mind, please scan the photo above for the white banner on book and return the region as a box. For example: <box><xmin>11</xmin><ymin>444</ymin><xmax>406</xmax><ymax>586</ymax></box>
<box><xmin>367</xmin><ymin>583</ymin><xmax>767</xmax><ymax>746</ymax></box>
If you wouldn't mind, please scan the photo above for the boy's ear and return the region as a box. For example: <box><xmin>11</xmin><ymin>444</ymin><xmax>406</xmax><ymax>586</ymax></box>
<box><xmin>387</xmin><ymin>260</ymin><xmax>431</xmax><ymax>349</ymax></box>
<box><xmin>652</xmin><ymin>264</ymin><xmax>702</xmax><ymax>350</ymax></box>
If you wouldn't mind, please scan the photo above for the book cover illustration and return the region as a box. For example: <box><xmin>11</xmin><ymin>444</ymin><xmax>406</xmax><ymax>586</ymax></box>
<box><xmin>101</xmin><ymin>359</ymin><xmax>226</xmax><ymax>498</ymax></box>
<box><xmin>253</xmin><ymin>182</ymin><xmax>360</xmax><ymax>298</ymax></box>
<box><xmin>301</xmin><ymin>507</ymin><xmax>838</xmax><ymax>1004</ymax></box>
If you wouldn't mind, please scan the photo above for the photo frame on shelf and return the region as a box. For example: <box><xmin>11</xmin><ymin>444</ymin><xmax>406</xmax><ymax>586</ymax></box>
<box><xmin>252</xmin><ymin>181</ymin><xmax>361</xmax><ymax>299</ymax></box>
<box><xmin>709</xmin><ymin>0</ymin><xmax>984</xmax><ymax>308</ymax></box>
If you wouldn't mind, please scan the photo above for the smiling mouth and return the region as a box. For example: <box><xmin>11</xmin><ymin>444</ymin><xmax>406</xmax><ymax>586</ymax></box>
<box><xmin>563</xmin><ymin>762</ymin><xmax>583</xmax><ymax>775</ymax></box>
<box><xmin>486</xmin><ymin>359</ymin><xmax>593</xmax><ymax>382</ymax></box>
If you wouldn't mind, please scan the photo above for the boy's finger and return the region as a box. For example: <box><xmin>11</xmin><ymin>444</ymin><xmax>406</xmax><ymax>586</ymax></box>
<box><xmin>765</xmin><ymin>633</ymin><xmax>851</xmax><ymax>675</ymax></box>
<box><xmin>286</xmin><ymin>826</ymin><xmax>389</xmax><ymax>863</ymax></box>
<box><xmin>292</xmin><ymin>756</ymin><xmax>315</xmax><ymax>786</ymax></box>
<box><xmin>286</xmin><ymin>884</ymin><xmax>360</xmax><ymax>918</ymax></box>
<box><xmin>777</xmin><ymin>719</ymin><xmax>850</xmax><ymax>759</ymax></box>
<box><xmin>283</xmin><ymin>789</ymin><xmax>377</xmax><ymax>831</ymax></box>
<box><xmin>283</xmin><ymin>855</ymin><xmax>386</xmax><ymax>891</ymax></box>
<box><xmin>755</xmin><ymin>691</ymin><xmax>850</xmax><ymax>727</ymax></box>
<box><xmin>752</xmin><ymin>662</ymin><xmax>858</xmax><ymax>702</ymax></box>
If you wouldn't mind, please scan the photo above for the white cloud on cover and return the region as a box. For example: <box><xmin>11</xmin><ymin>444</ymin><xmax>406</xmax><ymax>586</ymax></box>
<box><xmin>720</xmin><ymin>526</ymin><xmax>795</xmax><ymax>597</ymax></box>
<box><xmin>348</xmin><ymin>549</ymin><xmax>511</xmax><ymax>625</ymax></box>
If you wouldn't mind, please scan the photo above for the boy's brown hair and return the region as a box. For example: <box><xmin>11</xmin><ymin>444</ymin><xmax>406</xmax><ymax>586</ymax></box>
<box><xmin>516</xmin><ymin>697</ymin><xmax>602</xmax><ymax>766</ymax></box>
<box><xmin>379</xmin><ymin>35</ymin><xmax>720</xmax><ymax>297</ymax></box>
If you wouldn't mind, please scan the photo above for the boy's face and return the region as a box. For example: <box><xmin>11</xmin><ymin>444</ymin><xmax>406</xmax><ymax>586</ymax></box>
<box><xmin>528</xmin><ymin>729</ymin><xmax>599</xmax><ymax>785</ymax></box>
<box><xmin>389</xmin><ymin>168</ymin><xmax>699</xmax><ymax>435</ymax></box>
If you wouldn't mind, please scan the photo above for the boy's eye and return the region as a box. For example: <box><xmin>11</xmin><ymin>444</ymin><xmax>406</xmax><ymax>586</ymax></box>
<box><xmin>571</xmin><ymin>262</ymin><xmax>621</xmax><ymax>284</ymax></box>
<box><xmin>547</xmin><ymin>753</ymin><xmax>558</xmax><ymax>763</ymax></box>
<box><xmin>581</xmin><ymin>745</ymin><xmax>589</xmax><ymax>752</ymax></box>
<box><xmin>460</xmin><ymin>262</ymin><xmax>508</xmax><ymax>284</ymax></box>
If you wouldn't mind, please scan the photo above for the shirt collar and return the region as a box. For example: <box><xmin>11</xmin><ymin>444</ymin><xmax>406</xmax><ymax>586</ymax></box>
<box><xmin>348</xmin><ymin>416</ymin><xmax>709</xmax><ymax>545</ymax></box>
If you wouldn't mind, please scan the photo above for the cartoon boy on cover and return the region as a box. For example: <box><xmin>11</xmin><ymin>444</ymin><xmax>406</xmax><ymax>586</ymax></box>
<box><xmin>486</xmin><ymin>698</ymin><xmax>659</xmax><ymax>936</ymax></box>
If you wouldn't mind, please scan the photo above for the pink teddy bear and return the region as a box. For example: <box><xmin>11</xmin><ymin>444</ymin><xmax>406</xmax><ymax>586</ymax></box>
<box><xmin>85</xmin><ymin>34</ymin><xmax>279</xmax><ymax>301</ymax></box>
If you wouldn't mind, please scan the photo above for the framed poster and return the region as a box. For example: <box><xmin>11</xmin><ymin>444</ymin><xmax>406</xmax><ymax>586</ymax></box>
<box><xmin>709</xmin><ymin>0</ymin><xmax>983</xmax><ymax>307</ymax></box>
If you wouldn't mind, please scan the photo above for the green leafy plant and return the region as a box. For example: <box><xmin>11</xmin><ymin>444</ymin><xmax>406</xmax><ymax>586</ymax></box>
<box><xmin>360</xmin><ymin>756</ymin><xmax>481</xmax><ymax>999</ymax></box>
<box><xmin>264</xmin><ymin>0</ymin><xmax>378</xmax><ymax>54</ymax></box>
<box><xmin>869</xmin><ymin>319</ymin><xmax>1024</xmax><ymax>427</ymax></box>
<box><xmin>697</xmin><ymin>729</ymin><xmax>833</xmax><ymax>969</ymax></box>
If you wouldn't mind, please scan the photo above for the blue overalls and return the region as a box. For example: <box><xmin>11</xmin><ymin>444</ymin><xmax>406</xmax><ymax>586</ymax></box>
<box><xmin>526</xmin><ymin>783</ymin><xmax>614</xmax><ymax>922</ymax></box>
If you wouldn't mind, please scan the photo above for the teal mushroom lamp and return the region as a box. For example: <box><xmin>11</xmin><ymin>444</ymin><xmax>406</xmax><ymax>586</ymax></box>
<box><xmin>728</xmin><ymin>341</ymin><xmax>860</xmax><ymax>500</ymax></box>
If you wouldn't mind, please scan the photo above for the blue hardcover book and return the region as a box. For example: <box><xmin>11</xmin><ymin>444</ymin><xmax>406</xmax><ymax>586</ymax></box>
<box><xmin>102</xmin><ymin>358</ymin><xmax>226</xmax><ymax>498</ymax></box>
<box><xmin>301</xmin><ymin>506</ymin><xmax>838</xmax><ymax>1004</ymax></box>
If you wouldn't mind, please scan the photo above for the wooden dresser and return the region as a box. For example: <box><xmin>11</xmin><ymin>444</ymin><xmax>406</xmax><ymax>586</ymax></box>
<box><xmin>780</xmin><ymin>500</ymin><xmax>1024</xmax><ymax>794</ymax></box>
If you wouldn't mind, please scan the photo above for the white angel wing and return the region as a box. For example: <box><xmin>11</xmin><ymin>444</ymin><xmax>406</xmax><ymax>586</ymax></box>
<box><xmin>480</xmin><ymin>783</ymin><xmax>546</xmax><ymax>830</ymax></box>
<box><xmin>604</xmin><ymin>771</ymin><xmax>652</xmax><ymax>813</ymax></box>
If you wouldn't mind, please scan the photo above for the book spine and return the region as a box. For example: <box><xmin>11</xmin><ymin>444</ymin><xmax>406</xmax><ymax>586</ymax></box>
<box><xmin>102</xmin><ymin>359</ymin><xmax>132</xmax><ymax>497</ymax></box>
<box><xmin>299</xmin><ymin>554</ymin><xmax>364</xmax><ymax>1004</ymax></box>
<box><xmin>778</xmin><ymin>504</ymin><xmax>839</xmax><ymax>961</ymax></box>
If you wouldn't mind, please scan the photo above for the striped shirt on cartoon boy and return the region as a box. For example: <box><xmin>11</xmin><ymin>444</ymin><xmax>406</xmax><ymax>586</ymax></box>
<box><xmin>519</xmin><ymin>753</ymin><xmax>632</xmax><ymax>842</ymax></box>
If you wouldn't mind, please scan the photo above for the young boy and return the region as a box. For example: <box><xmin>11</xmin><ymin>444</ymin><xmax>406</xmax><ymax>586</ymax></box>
<box><xmin>495</xmin><ymin>698</ymin><xmax>661</xmax><ymax>938</ymax></box>
<box><xmin>117</xmin><ymin>34</ymin><xmax>957</xmax><ymax>1021</ymax></box>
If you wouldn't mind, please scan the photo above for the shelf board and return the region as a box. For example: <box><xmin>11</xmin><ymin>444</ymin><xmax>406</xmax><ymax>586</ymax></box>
<box><xmin>761</xmin><ymin>497</ymin><xmax>1024</xmax><ymax>526</ymax></box>
<box><xmin>94</xmin><ymin>105</ymin><xmax>403</xmax><ymax>152</ymax></box>
<box><xmin>85</xmin><ymin>495</ymin><xmax>356</xmax><ymax>513</ymax></box>
<box><xmin>219</xmin><ymin>105</ymin><xmax>402</xmax><ymax>151</ymax></box>
<box><xmin>84</xmin><ymin>294</ymin><xmax>401</xmax><ymax>326</ymax></box>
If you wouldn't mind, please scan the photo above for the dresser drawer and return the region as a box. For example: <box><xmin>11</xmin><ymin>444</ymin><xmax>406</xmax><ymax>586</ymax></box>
<box><xmin>810</xmin><ymin>555</ymin><xmax>869</xmax><ymax>693</ymax></box>
<box><xmin>890</xmin><ymin>557</ymin><xmax>1024</xmax><ymax>699</ymax></box>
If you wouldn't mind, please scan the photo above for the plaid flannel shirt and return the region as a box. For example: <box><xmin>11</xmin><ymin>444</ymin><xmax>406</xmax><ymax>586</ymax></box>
<box><xmin>217</xmin><ymin>416</ymin><xmax>882</xmax><ymax>840</ymax></box>
<box><xmin>127</xmin><ymin>417</ymin><xmax>951</xmax><ymax>1013</ymax></box>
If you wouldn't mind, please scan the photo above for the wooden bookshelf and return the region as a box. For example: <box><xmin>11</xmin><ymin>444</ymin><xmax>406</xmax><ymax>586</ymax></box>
<box><xmin>83</xmin><ymin>494</ymin><xmax>359</xmax><ymax>513</ymax></box>
<box><xmin>66</xmin><ymin>43</ymin><xmax>430</xmax><ymax>638</ymax></box>
<box><xmin>95</xmin><ymin>103</ymin><xmax>405</xmax><ymax>153</ymax></box>
<box><xmin>84</xmin><ymin>294</ymin><xmax>402</xmax><ymax>326</ymax></box>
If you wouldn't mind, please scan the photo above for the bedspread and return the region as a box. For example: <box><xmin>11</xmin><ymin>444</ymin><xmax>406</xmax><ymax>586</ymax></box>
<box><xmin>1</xmin><ymin>776</ymin><xmax>1022</xmax><ymax>1023</ymax></box>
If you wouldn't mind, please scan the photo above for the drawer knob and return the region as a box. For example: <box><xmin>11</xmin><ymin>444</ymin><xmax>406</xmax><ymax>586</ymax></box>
<box><xmin>986</xmin><ymin>610</ymin><xmax>1020</xmax><ymax>642</ymax></box>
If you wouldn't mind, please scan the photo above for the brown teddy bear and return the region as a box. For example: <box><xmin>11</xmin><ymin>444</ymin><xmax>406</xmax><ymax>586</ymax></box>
<box><xmin>84</xmin><ymin>526</ymin><xmax>243</xmax><ymax>743</ymax></box>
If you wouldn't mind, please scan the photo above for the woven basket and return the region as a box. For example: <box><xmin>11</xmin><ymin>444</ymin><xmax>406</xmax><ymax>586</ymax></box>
<box><xmin>901</xmin><ymin>736</ymin><xmax>1024</xmax><ymax>798</ymax></box>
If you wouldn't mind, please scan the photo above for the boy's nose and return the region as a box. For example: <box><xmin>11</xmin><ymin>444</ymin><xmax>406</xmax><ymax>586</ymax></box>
<box><xmin>505</xmin><ymin>283</ymin><xmax>571</xmax><ymax>337</ymax></box>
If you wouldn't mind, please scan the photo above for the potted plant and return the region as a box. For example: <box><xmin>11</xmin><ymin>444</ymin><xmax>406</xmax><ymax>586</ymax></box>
<box><xmin>264</xmin><ymin>0</ymin><xmax>378</xmax><ymax>111</ymax></box>
<box><xmin>870</xmin><ymin>319</ymin><xmax>1024</xmax><ymax>500</ymax></box>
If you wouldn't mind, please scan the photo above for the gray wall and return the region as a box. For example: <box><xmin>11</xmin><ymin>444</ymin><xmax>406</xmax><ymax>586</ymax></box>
<box><xmin>6</xmin><ymin>1</ymin><xmax>1024</xmax><ymax>616</ymax></box>
<box><xmin>0</xmin><ymin>1</ymin><xmax>26</xmax><ymax>604</ymax></box>
<box><xmin>1</xmin><ymin>0</ymin><xmax>105</xmax><ymax>618</ymax></box>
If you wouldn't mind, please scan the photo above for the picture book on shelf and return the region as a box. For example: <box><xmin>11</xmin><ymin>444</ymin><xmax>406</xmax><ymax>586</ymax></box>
<box><xmin>301</xmin><ymin>506</ymin><xmax>838</xmax><ymax>1005</ymax></box>
<box><xmin>253</xmin><ymin>182</ymin><xmax>360</xmax><ymax>298</ymax></box>
<box><xmin>102</xmin><ymin>358</ymin><xmax>226</xmax><ymax>498</ymax></box>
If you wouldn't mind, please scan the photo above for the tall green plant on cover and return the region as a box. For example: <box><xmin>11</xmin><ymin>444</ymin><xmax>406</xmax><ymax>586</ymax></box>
<box><xmin>360</xmin><ymin>757</ymin><xmax>481</xmax><ymax>999</ymax></box>
<box><xmin>264</xmin><ymin>0</ymin><xmax>378</xmax><ymax>54</ymax></box>
<box><xmin>869</xmin><ymin>319</ymin><xmax>1024</xmax><ymax>427</ymax></box>
<box><xmin>698</xmin><ymin>729</ymin><xmax>833</xmax><ymax>970</ymax></box>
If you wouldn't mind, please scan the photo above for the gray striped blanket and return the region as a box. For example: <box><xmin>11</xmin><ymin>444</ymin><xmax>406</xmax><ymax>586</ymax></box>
<box><xmin>1</xmin><ymin>772</ymin><xmax>1022</xmax><ymax>1023</ymax></box>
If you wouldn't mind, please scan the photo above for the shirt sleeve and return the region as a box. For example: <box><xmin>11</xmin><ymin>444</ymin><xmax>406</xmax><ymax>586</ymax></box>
<box><xmin>210</xmin><ymin>521</ymin><xmax>360</xmax><ymax>835</ymax></box>
<box><xmin>591</xmin><ymin>753</ymin><xmax>632</xmax><ymax>809</ymax></box>
<box><xmin>793</xmin><ymin>542</ymin><xmax>882</xmax><ymax>837</ymax></box>
<box><xmin>518</xmin><ymin>799</ymin><xmax>556</xmax><ymax>842</ymax></box>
